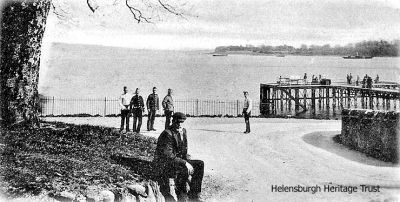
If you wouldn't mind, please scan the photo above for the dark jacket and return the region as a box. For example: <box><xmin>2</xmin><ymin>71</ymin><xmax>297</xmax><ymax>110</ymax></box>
<box><xmin>154</xmin><ymin>128</ymin><xmax>188</xmax><ymax>167</ymax></box>
<box><xmin>147</xmin><ymin>93</ymin><xmax>160</xmax><ymax>110</ymax></box>
<box><xmin>130</xmin><ymin>95</ymin><xmax>145</xmax><ymax>110</ymax></box>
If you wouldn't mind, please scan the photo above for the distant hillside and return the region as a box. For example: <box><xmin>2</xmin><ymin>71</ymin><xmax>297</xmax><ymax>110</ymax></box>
<box><xmin>214</xmin><ymin>40</ymin><xmax>400</xmax><ymax>57</ymax></box>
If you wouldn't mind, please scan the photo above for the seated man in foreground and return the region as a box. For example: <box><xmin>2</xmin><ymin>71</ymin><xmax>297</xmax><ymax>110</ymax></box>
<box><xmin>153</xmin><ymin>112</ymin><xmax>204</xmax><ymax>201</ymax></box>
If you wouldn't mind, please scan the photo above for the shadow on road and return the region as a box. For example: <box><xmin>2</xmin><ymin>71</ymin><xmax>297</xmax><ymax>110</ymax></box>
<box><xmin>302</xmin><ymin>131</ymin><xmax>398</xmax><ymax>168</ymax></box>
<box><xmin>191</xmin><ymin>128</ymin><xmax>243</xmax><ymax>134</ymax></box>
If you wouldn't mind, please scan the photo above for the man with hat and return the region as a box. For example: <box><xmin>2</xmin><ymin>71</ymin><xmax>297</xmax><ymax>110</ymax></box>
<box><xmin>243</xmin><ymin>91</ymin><xmax>252</xmax><ymax>133</ymax></box>
<box><xmin>147</xmin><ymin>87</ymin><xmax>160</xmax><ymax>131</ymax></box>
<box><xmin>130</xmin><ymin>88</ymin><xmax>145</xmax><ymax>133</ymax></box>
<box><xmin>153</xmin><ymin>112</ymin><xmax>204</xmax><ymax>201</ymax></box>
<box><xmin>162</xmin><ymin>88</ymin><xmax>174</xmax><ymax>129</ymax></box>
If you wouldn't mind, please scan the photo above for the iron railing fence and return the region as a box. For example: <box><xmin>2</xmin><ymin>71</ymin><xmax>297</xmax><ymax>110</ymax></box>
<box><xmin>39</xmin><ymin>97</ymin><xmax>260</xmax><ymax>117</ymax></box>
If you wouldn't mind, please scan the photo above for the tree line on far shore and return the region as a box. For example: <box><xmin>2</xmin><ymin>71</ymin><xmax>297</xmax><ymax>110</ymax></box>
<box><xmin>214</xmin><ymin>40</ymin><xmax>399</xmax><ymax>57</ymax></box>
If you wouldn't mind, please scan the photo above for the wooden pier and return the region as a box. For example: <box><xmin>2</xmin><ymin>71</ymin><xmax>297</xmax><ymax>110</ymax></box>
<box><xmin>260</xmin><ymin>82</ymin><xmax>400</xmax><ymax>119</ymax></box>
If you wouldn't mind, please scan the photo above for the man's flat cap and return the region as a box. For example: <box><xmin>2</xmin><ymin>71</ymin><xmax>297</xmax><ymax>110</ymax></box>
<box><xmin>173</xmin><ymin>112</ymin><xmax>186</xmax><ymax>122</ymax></box>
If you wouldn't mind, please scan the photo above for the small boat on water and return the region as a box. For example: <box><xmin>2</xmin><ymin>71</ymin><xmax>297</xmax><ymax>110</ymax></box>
<box><xmin>212</xmin><ymin>53</ymin><xmax>228</xmax><ymax>56</ymax></box>
<box><xmin>343</xmin><ymin>55</ymin><xmax>373</xmax><ymax>59</ymax></box>
<box><xmin>343</xmin><ymin>52</ymin><xmax>373</xmax><ymax>59</ymax></box>
<box><xmin>275</xmin><ymin>53</ymin><xmax>285</xmax><ymax>57</ymax></box>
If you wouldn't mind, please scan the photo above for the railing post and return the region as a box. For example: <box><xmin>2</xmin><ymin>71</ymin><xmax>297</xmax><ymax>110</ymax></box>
<box><xmin>236</xmin><ymin>100</ymin><xmax>240</xmax><ymax>117</ymax></box>
<box><xmin>196</xmin><ymin>99</ymin><xmax>199</xmax><ymax>116</ymax></box>
<box><xmin>104</xmin><ymin>97</ymin><xmax>107</xmax><ymax>117</ymax></box>
<box><xmin>52</xmin><ymin>96</ymin><xmax>55</xmax><ymax>115</ymax></box>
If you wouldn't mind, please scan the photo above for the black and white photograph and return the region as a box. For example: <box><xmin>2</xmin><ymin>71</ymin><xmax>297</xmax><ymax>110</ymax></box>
<box><xmin>0</xmin><ymin>0</ymin><xmax>399</xmax><ymax>201</ymax></box>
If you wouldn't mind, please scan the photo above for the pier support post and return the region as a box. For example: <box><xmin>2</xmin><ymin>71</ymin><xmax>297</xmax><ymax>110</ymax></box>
<box><xmin>376</xmin><ymin>94</ymin><xmax>380</xmax><ymax>110</ymax></box>
<box><xmin>326</xmin><ymin>87</ymin><xmax>330</xmax><ymax>111</ymax></box>
<box><xmin>266</xmin><ymin>88</ymin><xmax>271</xmax><ymax>115</ymax></box>
<box><xmin>288</xmin><ymin>88</ymin><xmax>292</xmax><ymax>114</ymax></box>
<box><xmin>339</xmin><ymin>89</ymin><xmax>344</xmax><ymax>110</ymax></box>
<box><xmin>369</xmin><ymin>92</ymin><xmax>374</xmax><ymax>109</ymax></box>
<box><xmin>271</xmin><ymin>88</ymin><xmax>276</xmax><ymax>115</ymax></box>
<box><xmin>303</xmin><ymin>89</ymin><xmax>307</xmax><ymax>112</ymax></box>
<box><xmin>311</xmin><ymin>88</ymin><xmax>316</xmax><ymax>115</ymax></box>
<box><xmin>347</xmin><ymin>89</ymin><xmax>351</xmax><ymax>109</ymax></box>
<box><xmin>332</xmin><ymin>88</ymin><xmax>336</xmax><ymax>115</ymax></box>
<box><xmin>361</xmin><ymin>90</ymin><xmax>365</xmax><ymax>109</ymax></box>
<box><xmin>280</xmin><ymin>90</ymin><xmax>284</xmax><ymax>113</ymax></box>
<box><xmin>354</xmin><ymin>90</ymin><xmax>358</xmax><ymax>108</ymax></box>
<box><xmin>295</xmin><ymin>89</ymin><xmax>299</xmax><ymax>113</ymax></box>
<box><xmin>318</xmin><ymin>89</ymin><xmax>322</xmax><ymax>109</ymax></box>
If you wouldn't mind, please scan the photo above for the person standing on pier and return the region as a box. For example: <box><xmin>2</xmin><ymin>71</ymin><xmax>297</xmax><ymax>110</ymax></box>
<box><xmin>367</xmin><ymin>76</ymin><xmax>373</xmax><ymax>88</ymax></box>
<box><xmin>130</xmin><ymin>88</ymin><xmax>145</xmax><ymax>133</ymax></box>
<box><xmin>375</xmin><ymin>75</ymin><xmax>380</xmax><ymax>83</ymax></box>
<box><xmin>119</xmin><ymin>86</ymin><xmax>132</xmax><ymax>132</ymax></box>
<box><xmin>362</xmin><ymin>74</ymin><xmax>368</xmax><ymax>88</ymax></box>
<box><xmin>349</xmin><ymin>73</ymin><xmax>353</xmax><ymax>84</ymax></box>
<box><xmin>162</xmin><ymin>88</ymin><xmax>174</xmax><ymax>129</ymax></box>
<box><xmin>147</xmin><ymin>87</ymin><xmax>160</xmax><ymax>131</ymax></box>
<box><xmin>243</xmin><ymin>91</ymin><xmax>252</xmax><ymax>134</ymax></box>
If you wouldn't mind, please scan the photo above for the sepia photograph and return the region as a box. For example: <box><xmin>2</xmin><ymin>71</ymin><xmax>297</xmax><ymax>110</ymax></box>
<box><xmin>0</xmin><ymin>0</ymin><xmax>399</xmax><ymax>201</ymax></box>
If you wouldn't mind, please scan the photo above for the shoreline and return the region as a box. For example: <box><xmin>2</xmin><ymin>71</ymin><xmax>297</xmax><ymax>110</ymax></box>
<box><xmin>208</xmin><ymin>51</ymin><xmax>400</xmax><ymax>57</ymax></box>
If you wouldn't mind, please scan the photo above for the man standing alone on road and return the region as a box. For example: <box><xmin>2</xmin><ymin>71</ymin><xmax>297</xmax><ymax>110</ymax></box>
<box><xmin>162</xmin><ymin>88</ymin><xmax>174</xmax><ymax>129</ymax></box>
<box><xmin>130</xmin><ymin>88</ymin><xmax>145</xmax><ymax>133</ymax></box>
<box><xmin>147</xmin><ymin>87</ymin><xmax>159</xmax><ymax>131</ymax></box>
<box><xmin>243</xmin><ymin>91</ymin><xmax>252</xmax><ymax>134</ymax></box>
<box><xmin>119</xmin><ymin>86</ymin><xmax>132</xmax><ymax>132</ymax></box>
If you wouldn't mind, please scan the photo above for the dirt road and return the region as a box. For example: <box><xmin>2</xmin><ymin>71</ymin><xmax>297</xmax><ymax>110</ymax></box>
<box><xmin>43</xmin><ymin>117</ymin><xmax>400</xmax><ymax>202</ymax></box>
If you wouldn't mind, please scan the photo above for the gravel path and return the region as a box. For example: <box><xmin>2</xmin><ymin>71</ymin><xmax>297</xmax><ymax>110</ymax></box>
<box><xmin>43</xmin><ymin>117</ymin><xmax>400</xmax><ymax>202</ymax></box>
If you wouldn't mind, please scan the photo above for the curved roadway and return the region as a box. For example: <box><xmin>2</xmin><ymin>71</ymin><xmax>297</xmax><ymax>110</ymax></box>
<box><xmin>44</xmin><ymin>117</ymin><xmax>400</xmax><ymax>202</ymax></box>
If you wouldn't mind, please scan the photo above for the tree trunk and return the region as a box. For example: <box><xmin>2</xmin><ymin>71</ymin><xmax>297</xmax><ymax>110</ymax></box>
<box><xmin>0</xmin><ymin>0</ymin><xmax>51</xmax><ymax>128</ymax></box>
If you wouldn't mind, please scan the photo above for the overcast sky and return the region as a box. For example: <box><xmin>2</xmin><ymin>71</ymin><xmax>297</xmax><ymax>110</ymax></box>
<box><xmin>44</xmin><ymin>0</ymin><xmax>400</xmax><ymax>50</ymax></box>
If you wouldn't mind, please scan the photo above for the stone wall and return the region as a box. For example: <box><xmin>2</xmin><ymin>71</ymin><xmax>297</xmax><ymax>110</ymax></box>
<box><xmin>339</xmin><ymin>109</ymin><xmax>399</xmax><ymax>163</ymax></box>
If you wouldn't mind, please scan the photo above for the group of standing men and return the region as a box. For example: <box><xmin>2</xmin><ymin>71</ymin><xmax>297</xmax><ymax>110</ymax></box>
<box><xmin>119</xmin><ymin>86</ymin><xmax>175</xmax><ymax>133</ymax></box>
<box><xmin>120</xmin><ymin>86</ymin><xmax>204</xmax><ymax>201</ymax></box>
<box><xmin>119</xmin><ymin>87</ymin><xmax>254</xmax><ymax>201</ymax></box>
<box><xmin>346</xmin><ymin>73</ymin><xmax>379</xmax><ymax>88</ymax></box>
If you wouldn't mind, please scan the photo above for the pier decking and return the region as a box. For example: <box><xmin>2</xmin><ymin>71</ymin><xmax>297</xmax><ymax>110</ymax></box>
<box><xmin>260</xmin><ymin>82</ymin><xmax>400</xmax><ymax>119</ymax></box>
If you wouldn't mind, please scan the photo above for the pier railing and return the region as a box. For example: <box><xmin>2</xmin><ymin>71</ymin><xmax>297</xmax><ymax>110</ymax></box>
<box><xmin>39</xmin><ymin>97</ymin><xmax>260</xmax><ymax>117</ymax></box>
<box><xmin>260</xmin><ymin>83</ymin><xmax>400</xmax><ymax>119</ymax></box>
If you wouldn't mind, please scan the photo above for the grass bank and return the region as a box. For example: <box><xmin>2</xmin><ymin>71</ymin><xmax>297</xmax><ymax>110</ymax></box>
<box><xmin>0</xmin><ymin>122</ymin><xmax>157</xmax><ymax>200</ymax></box>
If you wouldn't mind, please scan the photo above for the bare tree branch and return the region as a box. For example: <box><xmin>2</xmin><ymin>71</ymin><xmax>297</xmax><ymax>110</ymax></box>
<box><xmin>157</xmin><ymin>0</ymin><xmax>183</xmax><ymax>17</ymax></box>
<box><xmin>87</xmin><ymin>0</ymin><xmax>99</xmax><ymax>13</ymax></box>
<box><xmin>125</xmin><ymin>0</ymin><xmax>152</xmax><ymax>23</ymax></box>
<box><xmin>82</xmin><ymin>0</ymin><xmax>188</xmax><ymax>24</ymax></box>
<box><xmin>51</xmin><ymin>2</ymin><xmax>69</xmax><ymax>21</ymax></box>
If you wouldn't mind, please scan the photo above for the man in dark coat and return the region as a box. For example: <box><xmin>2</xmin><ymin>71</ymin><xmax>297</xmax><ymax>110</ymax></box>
<box><xmin>147</xmin><ymin>87</ymin><xmax>160</xmax><ymax>131</ymax></box>
<box><xmin>130</xmin><ymin>88</ymin><xmax>145</xmax><ymax>133</ymax></box>
<box><xmin>153</xmin><ymin>112</ymin><xmax>204</xmax><ymax>201</ymax></box>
